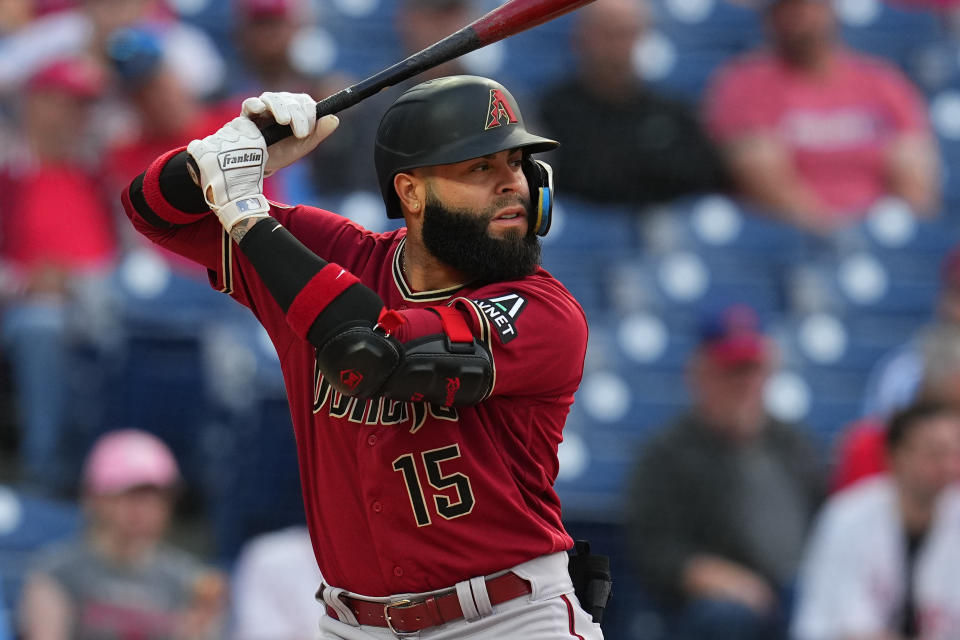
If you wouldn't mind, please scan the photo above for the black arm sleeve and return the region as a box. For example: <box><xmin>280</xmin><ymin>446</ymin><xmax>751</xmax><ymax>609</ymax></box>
<box><xmin>237</xmin><ymin>219</ymin><xmax>384</xmax><ymax>346</ymax></box>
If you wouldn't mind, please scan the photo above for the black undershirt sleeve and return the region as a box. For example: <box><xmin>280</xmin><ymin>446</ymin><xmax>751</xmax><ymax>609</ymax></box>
<box><xmin>237</xmin><ymin>219</ymin><xmax>384</xmax><ymax>345</ymax></box>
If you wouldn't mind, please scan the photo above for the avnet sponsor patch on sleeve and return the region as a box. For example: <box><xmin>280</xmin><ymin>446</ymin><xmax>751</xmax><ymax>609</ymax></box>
<box><xmin>472</xmin><ymin>293</ymin><xmax>527</xmax><ymax>344</ymax></box>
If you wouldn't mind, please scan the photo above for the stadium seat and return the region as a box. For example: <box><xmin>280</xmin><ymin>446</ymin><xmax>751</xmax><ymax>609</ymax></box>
<box><xmin>837</xmin><ymin>0</ymin><xmax>942</xmax><ymax>68</ymax></box>
<box><xmin>0</xmin><ymin>487</ymin><xmax>82</xmax><ymax>629</ymax></box>
<box><xmin>112</xmin><ymin>249</ymin><xmax>242</xmax><ymax>332</ymax></box>
<box><xmin>95</xmin><ymin>329</ymin><xmax>214</xmax><ymax>500</ymax></box>
<box><xmin>649</xmin><ymin>0</ymin><xmax>763</xmax><ymax>51</ymax></box>
<box><xmin>205</xmin><ymin>394</ymin><xmax>305</xmax><ymax>563</ymax></box>
<box><xmin>562</xmin><ymin>519</ymin><xmax>670</xmax><ymax>640</ymax></box>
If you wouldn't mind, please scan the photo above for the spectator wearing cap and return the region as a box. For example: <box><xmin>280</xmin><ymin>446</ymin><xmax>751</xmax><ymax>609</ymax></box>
<box><xmin>297</xmin><ymin>0</ymin><xmax>480</xmax><ymax>199</ymax></box>
<box><xmin>792</xmin><ymin>402</ymin><xmax>960</xmax><ymax>640</ymax></box>
<box><xmin>229</xmin><ymin>0</ymin><xmax>341</xmax><ymax>96</ymax></box>
<box><xmin>0</xmin><ymin>56</ymin><xmax>122</xmax><ymax>494</ymax></box>
<box><xmin>395</xmin><ymin>0</ymin><xmax>474</xmax><ymax>81</ymax></box>
<box><xmin>535</xmin><ymin>0</ymin><xmax>732</xmax><ymax>209</ymax></box>
<box><xmin>227</xmin><ymin>0</ymin><xmax>377</xmax><ymax>200</ymax></box>
<box><xmin>103</xmin><ymin>26</ymin><xmax>238</xmax><ymax>201</ymax></box>
<box><xmin>0</xmin><ymin>0</ymin><xmax>225</xmax><ymax>103</ymax></box>
<box><xmin>17</xmin><ymin>429</ymin><xmax>226</xmax><ymax>640</ymax></box>
<box><xmin>624</xmin><ymin>305</ymin><xmax>824</xmax><ymax>640</ymax></box>
<box><xmin>703</xmin><ymin>0</ymin><xmax>940</xmax><ymax>234</ymax></box>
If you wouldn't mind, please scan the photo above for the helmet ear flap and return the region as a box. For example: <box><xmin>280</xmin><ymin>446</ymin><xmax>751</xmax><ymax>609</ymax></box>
<box><xmin>523</xmin><ymin>158</ymin><xmax>554</xmax><ymax>237</ymax></box>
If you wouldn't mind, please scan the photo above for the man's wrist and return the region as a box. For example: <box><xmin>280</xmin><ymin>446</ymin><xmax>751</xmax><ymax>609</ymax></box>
<box><xmin>230</xmin><ymin>215</ymin><xmax>270</xmax><ymax>244</ymax></box>
<box><xmin>215</xmin><ymin>194</ymin><xmax>271</xmax><ymax>237</ymax></box>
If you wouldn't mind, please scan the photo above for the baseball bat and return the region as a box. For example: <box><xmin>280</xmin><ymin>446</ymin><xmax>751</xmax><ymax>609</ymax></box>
<box><xmin>258</xmin><ymin>0</ymin><xmax>596</xmax><ymax>145</ymax></box>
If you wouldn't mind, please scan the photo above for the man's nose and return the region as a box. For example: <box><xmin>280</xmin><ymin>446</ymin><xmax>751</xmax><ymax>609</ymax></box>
<box><xmin>497</xmin><ymin>165</ymin><xmax>524</xmax><ymax>194</ymax></box>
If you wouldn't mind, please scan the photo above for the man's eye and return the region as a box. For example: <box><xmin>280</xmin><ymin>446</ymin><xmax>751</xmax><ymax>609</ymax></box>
<box><xmin>471</xmin><ymin>163</ymin><xmax>489</xmax><ymax>172</ymax></box>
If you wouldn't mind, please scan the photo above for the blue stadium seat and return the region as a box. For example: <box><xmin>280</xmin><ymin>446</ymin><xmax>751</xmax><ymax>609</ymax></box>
<box><xmin>544</xmin><ymin>197</ymin><xmax>640</xmax><ymax>253</ymax></box>
<box><xmin>838</xmin><ymin>0</ymin><xmax>942</xmax><ymax>68</ymax></box>
<box><xmin>557</xmin><ymin>364</ymin><xmax>687</xmax><ymax>519</ymax></box>
<box><xmin>90</xmin><ymin>329</ymin><xmax>214</xmax><ymax>497</ymax></box>
<box><xmin>647</xmin><ymin>47</ymin><xmax>735</xmax><ymax>101</ymax></box>
<box><xmin>0</xmin><ymin>487</ymin><xmax>82</xmax><ymax>628</ymax></box>
<box><xmin>205</xmin><ymin>393</ymin><xmax>305</xmax><ymax>563</ymax></box>
<box><xmin>649</xmin><ymin>0</ymin><xmax>763</xmax><ymax>51</ymax></box>
<box><xmin>649</xmin><ymin>251</ymin><xmax>786</xmax><ymax>319</ymax></box>
<box><xmin>542</xmin><ymin>251</ymin><xmax>609</xmax><ymax>316</ymax></box>
<box><xmin>676</xmin><ymin>196</ymin><xmax>810</xmax><ymax>262</ymax></box>
<box><xmin>844</xmin><ymin>310</ymin><xmax>929</xmax><ymax>359</ymax></box>
<box><xmin>111</xmin><ymin>250</ymin><xmax>241</xmax><ymax>332</ymax></box>
<box><xmin>562</xmin><ymin>519</ymin><xmax>669</xmax><ymax>640</ymax></box>
<box><xmin>585</xmin><ymin>311</ymin><xmax>694</xmax><ymax>373</ymax></box>
<box><xmin>494</xmin><ymin>12</ymin><xmax>578</xmax><ymax>95</ymax></box>
<box><xmin>803</xmin><ymin>396</ymin><xmax>865</xmax><ymax>451</ymax></box>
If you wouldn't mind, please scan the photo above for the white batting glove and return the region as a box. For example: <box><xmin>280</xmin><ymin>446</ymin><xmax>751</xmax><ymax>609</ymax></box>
<box><xmin>241</xmin><ymin>91</ymin><xmax>340</xmax><ymax>176</ymax></box>
<box><xmin>187</xmin><ymin>116</ymin><xmax>271</xmax><ymax>232</ymax></box>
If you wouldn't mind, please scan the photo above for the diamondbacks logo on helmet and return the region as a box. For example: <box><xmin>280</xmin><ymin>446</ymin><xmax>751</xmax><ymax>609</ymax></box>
<box><xmin>484</xmin><ymin>89</ymin><xmax>518</xmax><ymax>130</ymax></box>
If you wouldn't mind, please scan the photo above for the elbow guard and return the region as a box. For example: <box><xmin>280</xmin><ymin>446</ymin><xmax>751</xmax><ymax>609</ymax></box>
<box><xmin>315</xmin><ymin>312</ymin><xmax>493</xmax><ymax>407</ymax></box>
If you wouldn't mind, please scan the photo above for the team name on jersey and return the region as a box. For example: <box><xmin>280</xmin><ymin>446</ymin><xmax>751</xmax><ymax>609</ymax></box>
<box><xmin>311</xmin><ymin>367</ymin><xmax>458</xmax><ymax>431</ymax></box>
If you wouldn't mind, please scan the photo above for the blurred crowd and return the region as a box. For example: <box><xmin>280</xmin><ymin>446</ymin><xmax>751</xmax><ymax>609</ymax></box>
<box><xmin>1</xmin><ymin>0</ymin><xmax>960</xmax><ymax>636</ymax></box>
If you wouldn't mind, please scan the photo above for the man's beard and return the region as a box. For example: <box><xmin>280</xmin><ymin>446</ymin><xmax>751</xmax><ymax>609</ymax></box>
<box><xmin>420</xmin><ymin>193</ymin><xmax>542</xmax><ymax>283</ymax></box>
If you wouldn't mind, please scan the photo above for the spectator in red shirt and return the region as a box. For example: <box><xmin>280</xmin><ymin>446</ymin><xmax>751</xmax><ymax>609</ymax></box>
<box><xmin>704</xmin><ymin>0</ymin><xmax>940</xmax><ymax>234</ymax></box>
<box><xmin>103</xmin><ymin>26</ymin><xmax>237</xmax><ymax>195</ymax></box>
<box><xmin>0</xmin><ymin>57</ymin><xmax>120</xmax><ymax>493</ymax></box>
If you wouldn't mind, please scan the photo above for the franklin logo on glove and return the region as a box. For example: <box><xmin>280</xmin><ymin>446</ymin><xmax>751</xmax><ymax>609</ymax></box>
<box><xmin>218</xmin><ymin>149</ymin><xmax>263</xmax><ymax>170</ymax></box>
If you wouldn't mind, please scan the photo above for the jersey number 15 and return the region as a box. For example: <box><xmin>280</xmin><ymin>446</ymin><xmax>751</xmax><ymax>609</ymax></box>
<box><xmin>393</xmin><ymin>444</ymin><xmax>476</xmax><ymax>527</ymax></box>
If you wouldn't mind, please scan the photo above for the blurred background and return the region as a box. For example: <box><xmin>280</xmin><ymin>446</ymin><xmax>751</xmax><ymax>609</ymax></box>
<box><xmin>2</xmin><ymin>0</ymin><xmax>960</xmax><ymax>636</ymax></box>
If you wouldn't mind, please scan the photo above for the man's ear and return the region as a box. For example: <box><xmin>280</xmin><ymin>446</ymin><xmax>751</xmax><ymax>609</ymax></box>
<box><xmin>394</xmin><ymin>172</ymin><xmax>424</xmax><ymax>218</ymax></box>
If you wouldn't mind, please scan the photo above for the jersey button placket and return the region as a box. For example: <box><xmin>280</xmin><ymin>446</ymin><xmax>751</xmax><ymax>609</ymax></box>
<box><xmin>372</xmin><ymin>500</ymin><xmax>383</xmax><ymax>513</ymax></box>
<box><xmin>393</xmin><ymin>566</ymin><xmax>403</xmax><ymax>577</ymax></box>
<box><xmin>367</xmin><ymin>434</ymin><xmax>377</xmax><ymax>446</ymax></box>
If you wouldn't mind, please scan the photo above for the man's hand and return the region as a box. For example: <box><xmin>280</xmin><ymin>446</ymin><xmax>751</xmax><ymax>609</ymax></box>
<box><xmin>187</xmin><ymin>116</ymin><xmax>271</xmax><ymax>232</ymax></box>
<box><xmin>241</xmin><ymin>91</ymin><xmax>340</xmax><ymax>176</ymax></box>
<box><xmin>682</xmin><ymin>554</ymin><xmax>776</xmax><ymax>614</ymax></box>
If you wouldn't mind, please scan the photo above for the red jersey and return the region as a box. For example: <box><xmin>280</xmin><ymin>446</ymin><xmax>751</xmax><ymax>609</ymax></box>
<box><xmin>1</xmin><ymin>165</ymin><xmax>117</xmax><ymax>271</ymax></box>
<box><xmin>121</xmin><ymin>151</ymin><xmax>588</xmax><ymax>597</ymax></box>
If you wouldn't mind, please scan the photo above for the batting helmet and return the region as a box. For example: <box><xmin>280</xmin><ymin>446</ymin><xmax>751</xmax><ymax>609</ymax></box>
<box><xmin>375</xmin><ymin>75</ymin><xmax>559</xmax><ymax>236</ymax></box>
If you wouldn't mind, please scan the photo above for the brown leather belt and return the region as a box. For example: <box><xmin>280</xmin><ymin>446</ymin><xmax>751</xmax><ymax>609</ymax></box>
<box><xmin>323</xmin><ymin>572</ymin><xmax>532</xmax><ymax>634</ymax></box>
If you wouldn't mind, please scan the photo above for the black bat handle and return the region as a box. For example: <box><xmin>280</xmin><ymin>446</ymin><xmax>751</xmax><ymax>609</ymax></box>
<box><xmin>260</xmin><ymin>26</ymin><xmax>479</xmax><ymax>146</ymax></box>
<box><xmin>259</xmin><ymin>88</ymin><xmax>363</xmax><ymax>146</ymax></box>
<box><xmin>184</xmin><ymin>89</ymin><xmax>364</xmax><ymax>183</ymax></box>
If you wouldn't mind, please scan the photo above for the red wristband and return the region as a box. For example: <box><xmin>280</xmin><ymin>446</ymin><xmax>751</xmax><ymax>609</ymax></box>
<box><xmin>286</xmin><ymin>263</ymin><xmax>360</xmax><ymax>339</ymax></box>
<box><xmin>143</xmin><ymin>147</ymin><xmax>212</xmax><ymax>226</ymax></box>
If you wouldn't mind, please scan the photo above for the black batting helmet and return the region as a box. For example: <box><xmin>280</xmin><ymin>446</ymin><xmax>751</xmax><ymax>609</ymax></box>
<box><xmin>374</xmin><ymin>75</ymin><xmax>559</xmax><ymax>236</ymax></box>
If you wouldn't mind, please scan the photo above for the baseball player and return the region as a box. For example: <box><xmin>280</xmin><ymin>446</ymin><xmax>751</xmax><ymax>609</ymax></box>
<box><xmin>120</xmin><ymin>75</ymin><xmax>604</xmax><ymax>639</ymax></box>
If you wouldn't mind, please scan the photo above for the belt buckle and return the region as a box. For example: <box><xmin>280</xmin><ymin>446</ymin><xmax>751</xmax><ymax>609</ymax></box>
<box><xmin>383</xmin><ymin>598</ymin><xmax>416</xmax><ymax>637</ymax></box>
